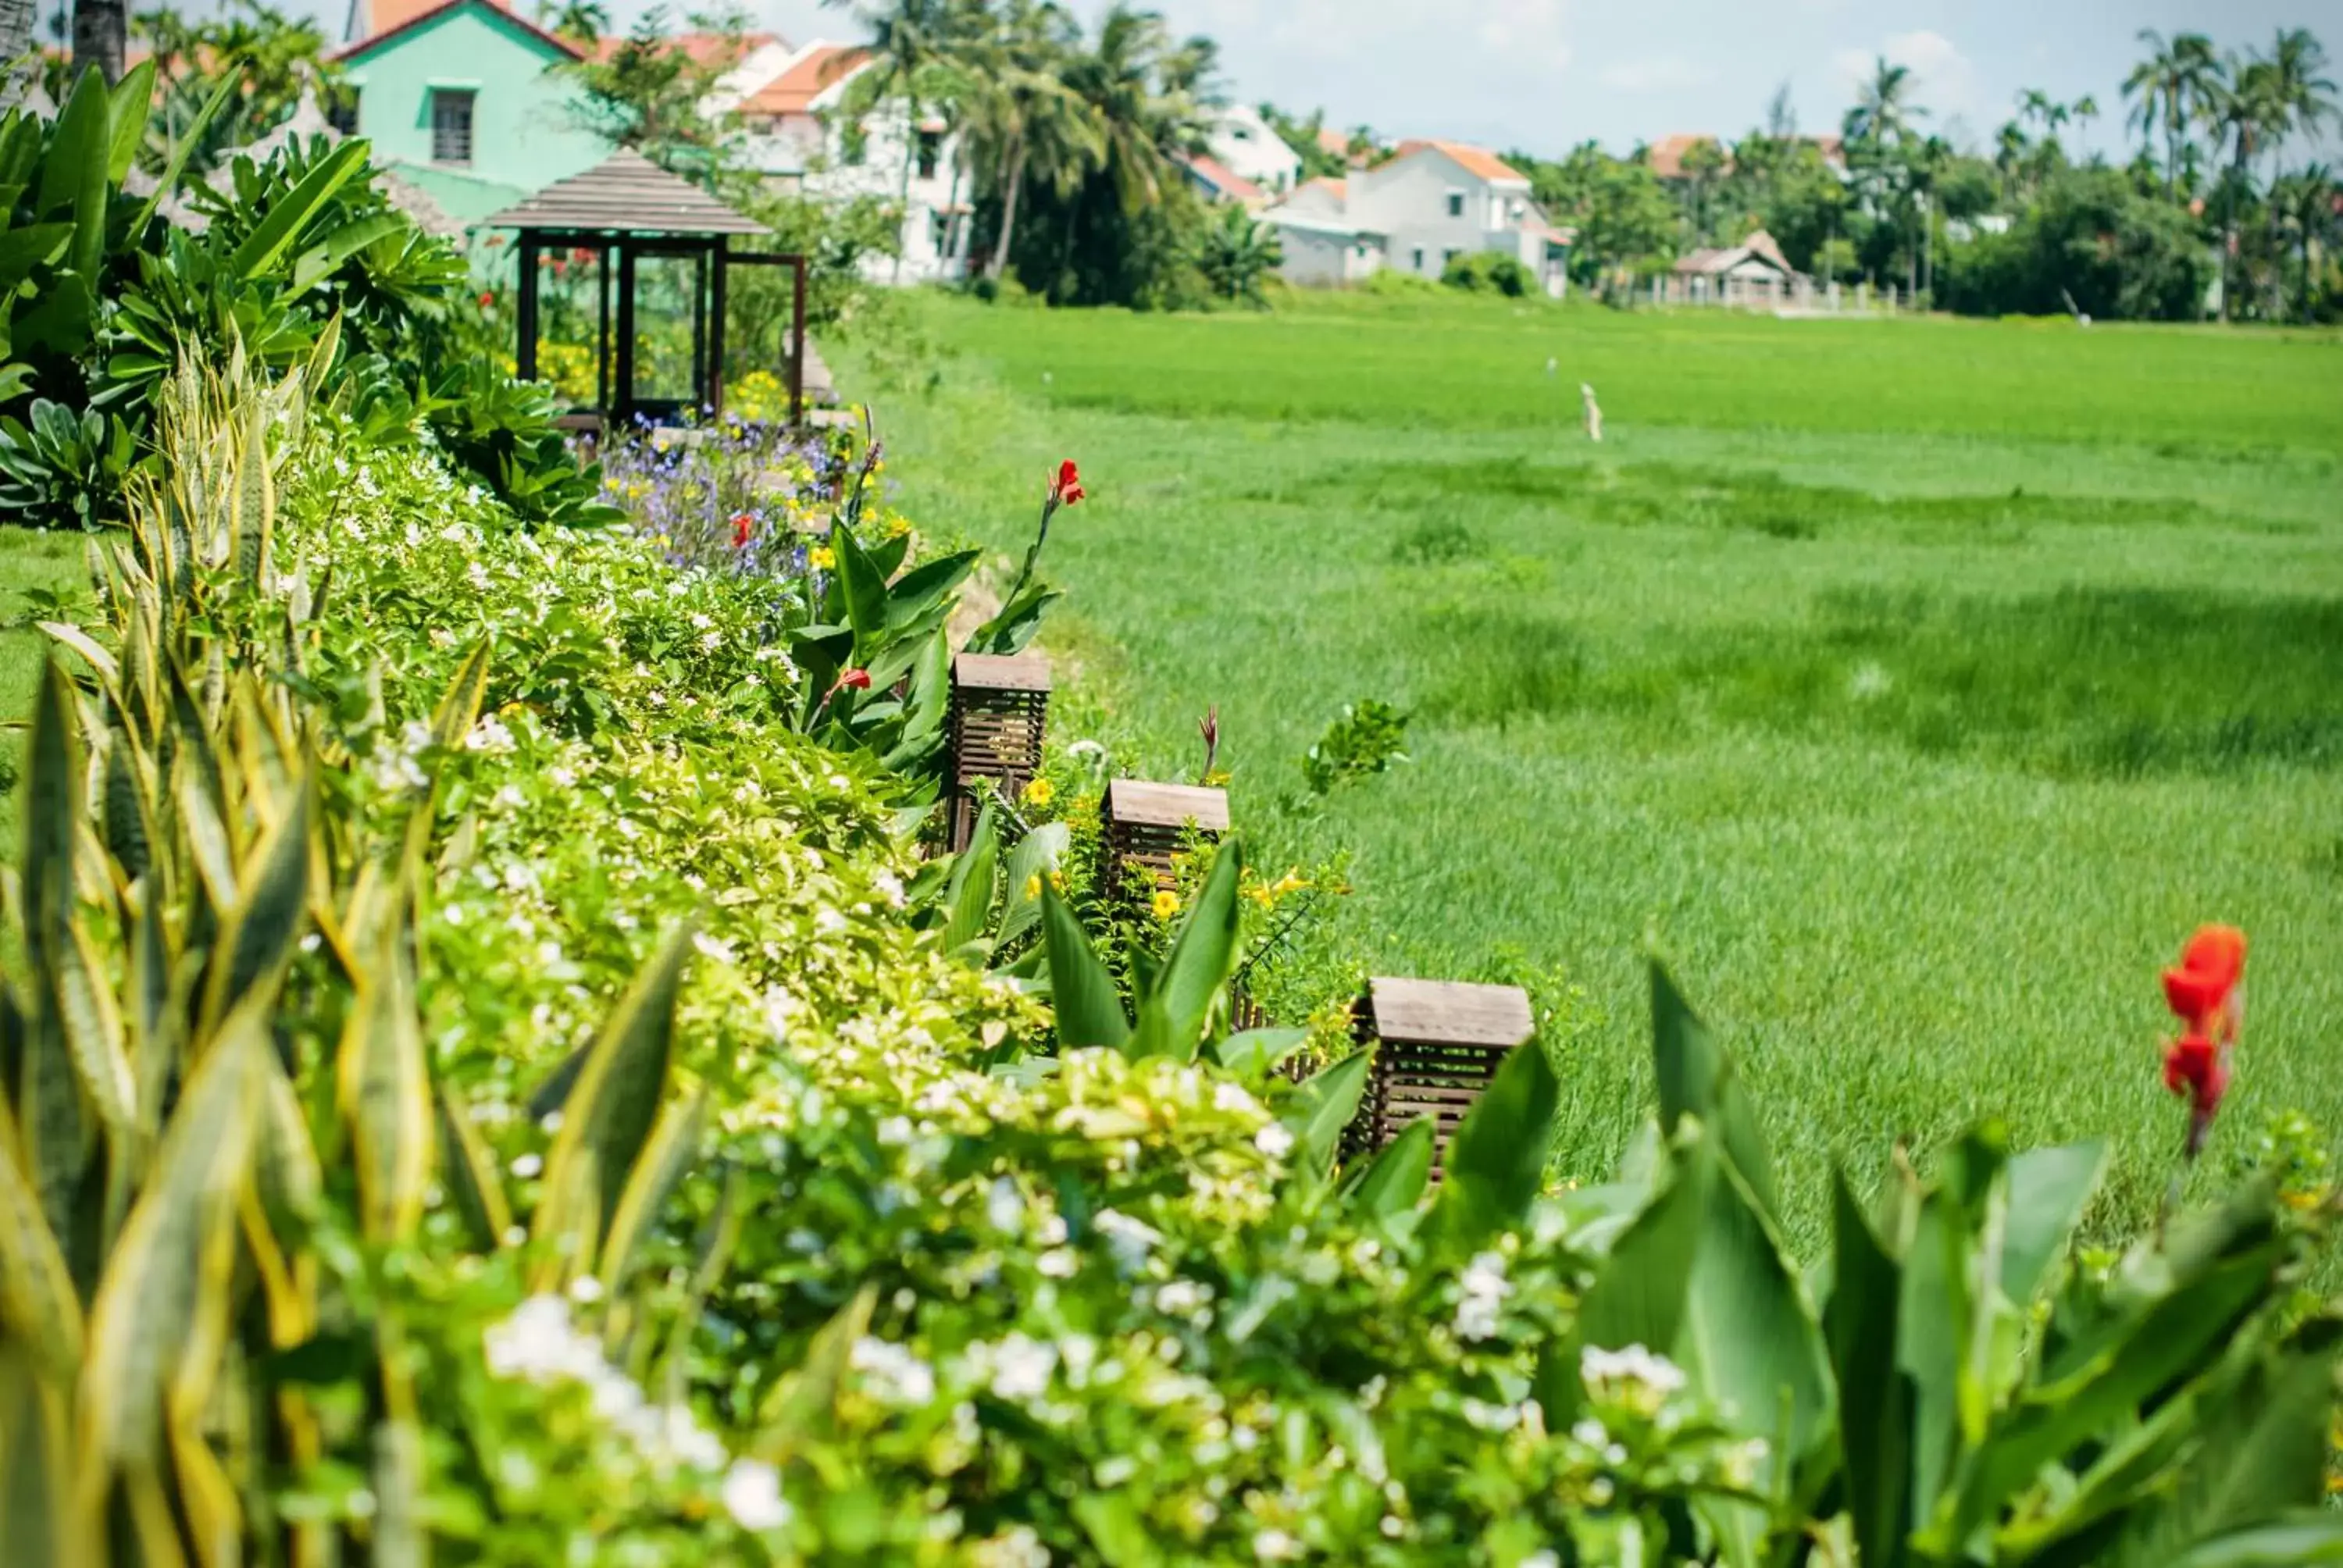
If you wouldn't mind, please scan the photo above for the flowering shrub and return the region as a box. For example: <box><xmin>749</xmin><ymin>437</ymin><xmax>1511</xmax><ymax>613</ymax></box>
<box><xmin>3</xmin><ymin>350</ymin><xmax>2334</xmax><ymax>1566</ymax></box>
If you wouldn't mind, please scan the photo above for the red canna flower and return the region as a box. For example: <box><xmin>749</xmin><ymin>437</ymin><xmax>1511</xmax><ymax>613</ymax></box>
<box><xmin>1050</xmin><ymin>459</ymin><xmax>1086</xmax><ymax>508</ymax></box>
<box><xmin>478</xmin><ymin>290</ymin><xmax>496</xmax><ymax>309</ymax></box>
<box><xmin>836</xmin><ymin>668</ymin><xmax>872</xmax><ymax>692</ymax></box>
<box><xmin>2161</xmin><ymin>923</ymin><xmax>2245</xmax><ymax>1039</ymax></box>
<box><xmin>730</xmin><ymin>511</ymin><xmax>754</xmax><ymax>548</ymax></box>
<box><xmin>2159</xmin><ymin>924</ymin><xmax>2247</xmax><ymax>1159</ymax></box>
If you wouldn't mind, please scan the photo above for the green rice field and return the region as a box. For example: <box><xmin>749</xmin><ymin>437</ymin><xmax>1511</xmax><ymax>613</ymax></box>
<box><xmin>873</xmin><ymin>290</ymin><xmax>2343</xmax><ymax>1256</ymax></box>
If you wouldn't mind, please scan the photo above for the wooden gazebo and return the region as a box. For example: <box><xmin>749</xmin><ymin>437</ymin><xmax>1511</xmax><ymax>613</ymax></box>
<box><xmin>484</xmin><ymin>149</ymin><xmax>808</xmax><ymax>429</ymax></box>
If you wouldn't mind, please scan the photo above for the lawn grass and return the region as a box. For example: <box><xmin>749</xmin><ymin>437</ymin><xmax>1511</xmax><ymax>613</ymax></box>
<box><xmin>870</xmin><ymin>290</ymin><xmax>2343</xmax><ymax>1260</ymax></box>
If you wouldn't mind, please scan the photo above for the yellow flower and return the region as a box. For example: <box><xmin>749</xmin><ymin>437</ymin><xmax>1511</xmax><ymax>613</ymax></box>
<box><xmin>1022</xmin><ymin>874</ymin><xmax>1043</xmax><ymax>901</ymax></box>
<box><xmin>1269</xmin><ymin>869</ymin><xmax>1311</xmax><ymax>899</ymax></box>
<box><xmin>809</xmin><ymin>545</ymin><xmax>836</xmax><ymax>570</ymax></box>
<box><xmin>1151</xmin><ymin>889</ymin><xmax>1180</xmax><ymax>922</ymax></box>
<box><xmin>1023</xmin><ymin>777</ymin><xmax>1055</xmax><ymax>808</ymax></box>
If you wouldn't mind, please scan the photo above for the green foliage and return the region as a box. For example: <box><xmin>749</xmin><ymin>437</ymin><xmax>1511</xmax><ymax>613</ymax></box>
<box><xmin>1939</xmin><ymin>165</ymin><xmax>2216</xmax><ymax>320</ymax></box>
<box><xmin>1301</xmin><ymin>697</ymin><xmax>1411</xmax><ymax>795</ymax></box>
<box><xmin>1441</xmin><ymin>249</ymin><xmax>1535</xmax><ymax>297</ymax></box>
<box><xmin>1194</xmin><ymin>201</ymin><xmax>1283</xmax><ymax>305</ymax></box>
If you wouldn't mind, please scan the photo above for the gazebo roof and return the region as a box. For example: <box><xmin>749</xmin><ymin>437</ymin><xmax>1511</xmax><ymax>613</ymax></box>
<box><xmin>483</xmin><ymin>148</ymin><xmax>767</xmax><ymax>236</ymax></box>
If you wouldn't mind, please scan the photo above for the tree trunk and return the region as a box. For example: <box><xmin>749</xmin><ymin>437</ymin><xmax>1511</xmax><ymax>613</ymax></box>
<box><xmin>891</xmin><ymin>102</ymin><xmax>916</xmax><ymax>287</ymax></box>
<box><xmin>986</xmin><ymin>132</ymin><xmax>1025</xmax><ymax>284</ymax></box>
<box><xmin>72</xmin><ymin>0</ymin><xmax>125</xmax><ymax>85</ymax></box>
<box><xmin>0</xmin><ymin>0</ymin><xmax>38</xmax><ymax>103</ymax></box>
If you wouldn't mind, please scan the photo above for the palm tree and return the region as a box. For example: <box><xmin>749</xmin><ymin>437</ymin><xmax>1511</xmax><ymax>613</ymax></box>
<box><xmin>1846</xmin><ymin>58</ymin><xmax>1918</xmax><ymax>148</ymax></box>
<box><xmin>540</xmin><ymin>0</ymin><xmax>610</xmax><ymax>44</ymax></box>
<box><xmin>2199</xmin><ymin>53</ymin><xmax>2266</xmax><ymax>321</ymax></box>
<box><xmin>2124</xmin><ymin>30</ymin><xmax>2219</xmax><ymax>196</ymax></box>
<box><xmin>2272</xmin><ymin>163</ymin><xmax>2336</xmax><ymax>321</ymax></box>
<box><xmin>959</xmin><ymin>0</ymin><xmax>1100</xmax><ymax>283</ymax></box>
<box><xmin>70</xmin><ymin>0</ymin><xmax>125</xmax><ymax>82</ymax></box>
<box><xmin>2258</xmin><ymin>30</ymin><xmax>2339</xmax><ymax>315</ymax></box>
<box><xmin>832</xmin><ymin>0</ymin><xmax>974</xmax><ymax>283</ymax></box>
<box><xmin>1061</xmin><ymin>5</ymin><xmax>1205</xmax><ymax>219</ymax></box>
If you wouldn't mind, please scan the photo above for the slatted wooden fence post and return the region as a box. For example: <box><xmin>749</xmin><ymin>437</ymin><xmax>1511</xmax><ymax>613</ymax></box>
<box><xmin>947</xmin><ymin>653</ymin><xmax>1050</xmax><ymax>853</ymax></box>
<box><xmin>1102</xmin><ymin>779</ymin><xmax>1229</xmax><ymax>898</ymax></box>
<box><xmin>1343</xmin><ymin>978</ymin><xmax>1535</xmax><ymax>1174</ymax></box>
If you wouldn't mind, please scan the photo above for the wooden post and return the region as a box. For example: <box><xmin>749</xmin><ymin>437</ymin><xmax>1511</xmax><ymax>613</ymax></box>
<box><xmin>947</xmin><ymin>653</ymin><xmax>1050</xmax><ymax>852</ymax></box>
<box><xmin>1102</xmin><ymin>779</ymin><xmax>1230</xmax><ymax>897</ymax></box>
<box><xmin>1344</xmin><ymin>978</ymin><xmax>1535</xmax><ymax>1173</ymax></box>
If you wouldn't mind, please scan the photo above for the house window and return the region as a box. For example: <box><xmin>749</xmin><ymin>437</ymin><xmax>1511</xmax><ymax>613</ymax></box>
<box><xmin>430</xmin><ymin>89</ymin><xmax>474</xmax><ymax>165</ymax></box>
<box><xmin>915</xmin><ymin>129</ymin><xmax>940</xmax><ymax>180</ymax></box>
<box><xmin>1446</xmin><ymin>190</ymin><xmax>1464</xmax><ymax>219</ymax></box>
<box><xmin>1411</xmin><ymin>246</ymin><xmax>1425</xmax><ymax>273</ymax></box>
<box><xmin>1443</xmin><ymin>248</ymin><xmax>1460</xmax><ymax>266</ymax></box>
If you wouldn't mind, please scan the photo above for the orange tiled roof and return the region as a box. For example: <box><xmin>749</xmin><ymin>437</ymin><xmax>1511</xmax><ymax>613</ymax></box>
<box><xmin>1314</xmin><ymin>125</ymin><xmax>1349</xmax><ymax>155</ymax></box>
<box><xmin>1183</xmin><ymin>153</ymin><xmax>1265</xmax><ymax>205</ymax></box>
<box><xmin>741</xmin><ymin>44</ymin><xmax>868</xmax><ymax>116</ymax></box>
<box><xmin>1391</xmin><ymin>139</ymin><xmax>1527</xmax><ymax>185</ymax></box>
<box><xmin>1648</xmin><ymin>131</ymin><xmax>1844</xmax><ymax>178</ymax></box>
<box><xmin>1304</xmin><ymin>176</ymin><xmax>1346</xmax><ymax>201</ymax></box>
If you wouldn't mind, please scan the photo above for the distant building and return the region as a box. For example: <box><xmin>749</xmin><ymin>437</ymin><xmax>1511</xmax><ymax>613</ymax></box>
<box><xmin>1645</xmin><ymin>131</ymin><xmax>1847</xmax><ymax>180</ymax></box>
<box><xmin>1179</xmin><ymin>152</ymin><xmax>1269</xmax><ymax>211</ymax></box>
<box><xmin>718</xmin><ymin>40</ymin><xmax>972</xmax><ymax>285</ymax></box>
<box><xmin>1667</xmin><ymin>229</ymin><xmax>1803</xmax><ymax>300</ymax></box>
<box><xmin>331</xmin><ymin>0</ymin><xmax>610</xmax><ymax>222</ymax></box>
<box><xmin>1205</xmin><ymin>104</ymin><xmax>1303</xmax><ymax>196</ymax></box>
<box><xmin>1261</xmin><ymin>139</ymin><xmax>1573</xmax><ymax>294</ymax></box>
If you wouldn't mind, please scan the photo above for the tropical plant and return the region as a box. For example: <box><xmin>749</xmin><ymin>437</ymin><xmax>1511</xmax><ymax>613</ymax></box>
<box><xmin>1193</xmin><ymin>199</ymin><xmax>1280</xmax><ymax>302</ymax></box>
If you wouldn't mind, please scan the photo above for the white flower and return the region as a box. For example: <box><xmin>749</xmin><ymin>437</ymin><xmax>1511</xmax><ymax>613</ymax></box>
<box><xmin>986</xmin><ymin>1177</ymin><xmax>1024</xmax><ymax>1234</ymax></box>
<box><xmin>987</xmin><ymin>1334</ymin><xmax>1057</xmax><ymax>1401</ymax></box>
<box><xmin>482</xmin><ymin>1295</ymin><xmax>581</xmax><ymax>1381</ymax></box>
<box><xmin>1254</xmin><ymin>1528</ymin><xmax>1300</xmax><ymax>1561</ymax></box>
<box><xmin>1580</xmin><ymin>1342</ymin><xmax>1688</xmax><ymax>1416</ymax></box>
<box><xmin>1092</xmin><ymin>1209</ymin><xmax>1163</xmax><ymax>1274</ymax></box>
<box><xmin>1253</xmin><ymin>1122</ymin><xmax>1296</xmax><ymax>1160</ymax></box>
<box><xmin>1213</xmin><ymin>1082</ymin><xmax>1258</xmax><ymax>1115</ymax></box>
<box><xmin>761</xmin><ymin>986</ymin><xmax>799</xmax><ymax>1039</ymax></box>
<box><xmin>1154</xmin><ymin>1279</ymin><xmax>1207</xmax><ymax>1315</ymax></box>
<box><xmin>851</xmin><ymin>1336</ymin><xmax>938</xmax><ymax>1405</ymax></box>
<box><xmin>464</xmin><ymin>714</ymin><xmax>516</xmax><ymax>754</ymax></box>
<box><xmin>872</xmin><ymin>869</ymin><xmax>906</xmax><ymax>908</ymax></box>
<box><xmin>1452</xmin><ymin>1250</ymin><xmax>1510</xmax><ymax>1342</ymax></box>
<box><xmin>691</xmin><ymin>932</ymin><xmax>738</xmax><ymax>965</ymax></box>
<box><xmin>510</xmin><ymin>1153</ymin><xmax>544</xmax><ymax>1179</ymax></box>
<box><xmin>1523</xmin><ymin>1553</ymin><xmax>1560</xmax><ymax>1568</ymax></box>
<box><xmin>1036</xmin><ymin>1247</ymin><xmax>1079</xmax><ymax>1278</ymax></box>
<box><xmin>721</xmin><ymin>1459</ymin><xmax>792</xmax><ymax>1531</ymax></box>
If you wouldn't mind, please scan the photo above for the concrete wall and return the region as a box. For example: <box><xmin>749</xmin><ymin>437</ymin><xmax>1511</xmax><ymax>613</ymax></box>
<box><xmin>1207</xmin><ymin>105</ymin><xmax>1303</xmax><ymax>196</ymax></box>
<box><xmin>1351</xmin><ymin>148</ymin><xmax>1532</xmax><ymax>279</ymax></box>
<box><xmin>344</xmin><ymin>3</ymin><xmax>606</xmax><ymax>214</ymax></box>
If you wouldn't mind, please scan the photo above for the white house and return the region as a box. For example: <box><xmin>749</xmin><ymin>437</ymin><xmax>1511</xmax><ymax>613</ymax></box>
<box><xmin>1261</xmin><ymin>141</ymin><xmax>1572</xmax><ymax>295</ymax></box>
<box><xmin>1205</xmin><ymin>103</ymin><xmax>1303</xmax><ymax>197</ymax></box>
<box><xmin>719</xmin><ymin>40</ymin><xmax>972</xmax><ymax>284</ymax></box>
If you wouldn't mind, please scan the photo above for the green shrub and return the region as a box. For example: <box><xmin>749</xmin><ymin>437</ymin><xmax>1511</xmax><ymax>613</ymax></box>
<box><xmin>1442</xmin><ymin>251</ymin><xmax>1535</xmax><ymax>297</ymax></box>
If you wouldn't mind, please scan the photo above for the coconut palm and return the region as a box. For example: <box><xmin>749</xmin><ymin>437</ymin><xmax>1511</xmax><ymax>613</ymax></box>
<box><xmin>2256</xmin><ymin>29</ymin><xmax>2339</xmax><ymax>314</ymax></box>
<box><xmin>1060</xmin><ymin>4</ymin><xmax>1206</xmax><ymax>218</ymax></box>
<box><xmin>540</xmin><ymin>0</ymin><xmax>609</xmax><ymax>44</ymax></box>
<box><xmin>2124</xmin><ymin>30</ymin><xmax>2220</xmax><ymax>196</ymax></box>
<box><xmin>71</xmin><ymin>0</ymin><xmax>126</xmax><ymax>81</ymax></box>
<box><xmin>2272</xmin><ymin>163</ymin><xmax>2337</xmax><ymax>320</ymax></box>
<box><xmin>830</xmin><ymin>0</ymin><xmax>965</xmax><ymax>283</ymax></box>
<box><xmin>1845</xmin><ymin>58</ymin><xmax>1920</xmax><ymax>148</ymax></box>
<box><xmin>959</xmin><ymin>0</ymin><xmax>1101</xmax><ymax>283</ymax></box>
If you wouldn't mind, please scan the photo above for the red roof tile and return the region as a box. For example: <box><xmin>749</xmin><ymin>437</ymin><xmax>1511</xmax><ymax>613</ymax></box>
<box><xmin>741</xmin><ymin>44</ymin><xmax>868</xmax><ymax>116</ymax></box>
<box><xmin>1391</xmin><ymin>139</ymin><xmax>1527</xmax><ymax>185</ymax></box>
<box><xmin>1182</xmin><ymin>152</ymin><xmax>1265</xmax><ymax>205</ymax></box>
<box><xmin>334</xmin><ymin>0</ymin><xmax>583</xmax><ymax>61</ymax></box>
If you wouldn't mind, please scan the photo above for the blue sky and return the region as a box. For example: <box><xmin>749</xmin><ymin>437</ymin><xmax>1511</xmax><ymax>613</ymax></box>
<box><xmin>748</xmin><ymin>0</ymin><xmax>2338</xmax><ymax>162</ymax></box>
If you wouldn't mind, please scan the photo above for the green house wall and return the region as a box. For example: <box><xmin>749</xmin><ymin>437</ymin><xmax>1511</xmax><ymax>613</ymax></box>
<box><xmin>342</xmin><ymin>2</ymin><xmax>607</xmax><ymax>222</ymax></box>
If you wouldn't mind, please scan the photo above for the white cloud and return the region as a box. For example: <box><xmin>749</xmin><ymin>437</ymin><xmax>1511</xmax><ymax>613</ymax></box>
<box><xmin>1599</xmin><ymin>55</ymin><xmax>1718</xmax><ymax>93</ymax></box>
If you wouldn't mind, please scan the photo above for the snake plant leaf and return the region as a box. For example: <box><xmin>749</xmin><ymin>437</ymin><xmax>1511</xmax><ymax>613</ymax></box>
<box><xmin>35</xmin><ymin>622</ymin><xmax>119</xmax><ymax>690</ymax></box>
<box><xmin>596</xmin><ymin>1086</ymin><xmax>707</xmax><ymax>1298</ymax></box>
<box><xmin>99</xmin><ymin>729</ymin><xmax>152</xmax><ymax>884</ymax></box>
<box><xmin>53</xmin><ymin>915</ymin><xmax>134</xmax><ymax>1132</ymax></box>
<box><xmin>79</xmin><ymin>1011</ymin><xmax>269</xmax><ymax>1476</ymax></box>
<box><xmin>0</xmin><ymin>1116</ymin><xmax>84</xmax><ymax>1381</ymax></box>
<box><xmin>533</xmin><ymin>928</ymin><xmax>692</xmax><ymax>1272</ymax></box>
<box><xmin>195</xmin><ymin>776</ymin><xmax>312</xmax><ymax>1039</ymax></box>
<box><xmin>0</xmin><ymin>1342</ymin><xmax>77</xmax><ymax>1561</ymax></box>
<box><xmin>338</xmin><ymin>915</ymin><xmax>433</xmax><ymax>1246</ymax></box>
<box><xmin>429</xmin><ymin>637</ymin><xmax>493</xmax><ymax>751</ymax></box>
<box><xmin>231</xmin><ymin>396</ymin><xmax>273</xmax><ymax>588</ymax></box>
<box><xmin>752</xmin><ymin>1283</ymin><xmax>876</xmax><ymax>1461</ymax></box>
<box><xmin>1040</xmin><ymin>883</ymin><xmax>1129</xmax><ymax>1053</ymax></box>
<box><xmin>23</xmin><ymin>659</ymin><xmax>79</xmax><ymax>970</ymax></box>
<box><xmin>436</xmin><ymin>1084</ymin><xmax>512</xmax><ymax>1253</ymax></box>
